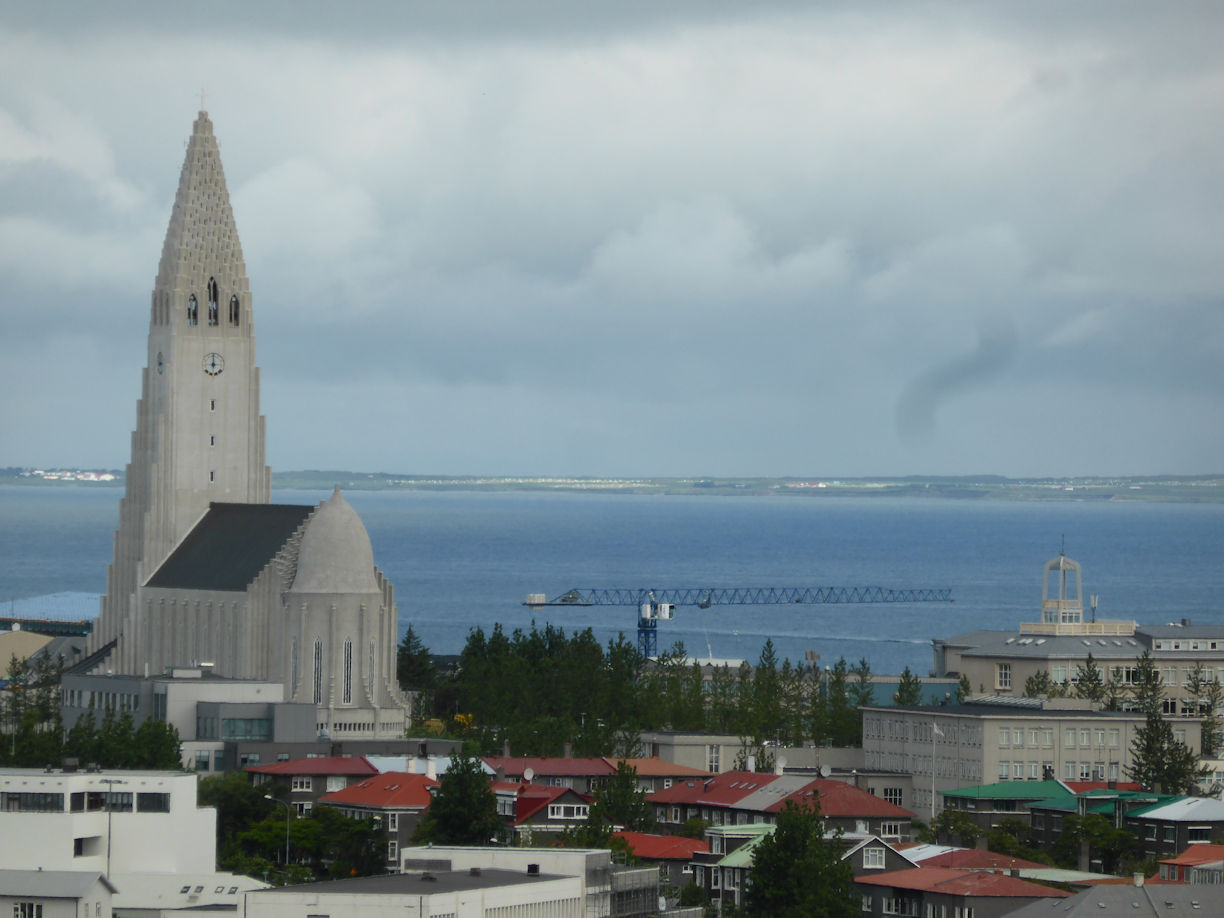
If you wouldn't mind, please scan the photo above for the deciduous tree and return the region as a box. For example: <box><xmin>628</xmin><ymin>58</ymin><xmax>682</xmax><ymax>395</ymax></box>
<box><xmin>742</xmin><ymin>800</ymin><xmax>856</xmax><ymax>918</ymax></box>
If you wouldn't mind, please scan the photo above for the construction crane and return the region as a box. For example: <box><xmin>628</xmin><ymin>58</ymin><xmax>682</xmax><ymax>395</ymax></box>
<box><xmin>524</xmin><ymin>586</ymin><xmax>954</xmax><ymax>657</ymax></box>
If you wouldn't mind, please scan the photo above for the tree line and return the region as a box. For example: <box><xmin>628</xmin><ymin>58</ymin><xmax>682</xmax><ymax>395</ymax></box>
<box><xmin>398</xmin><ymin>622</ymin><xmax>943</xmax><ymax>756</ymax></box>
<box><xmin>1</xmin><ymin>653</ymin><xmax>181</xmax><ymax>769</ymax></box>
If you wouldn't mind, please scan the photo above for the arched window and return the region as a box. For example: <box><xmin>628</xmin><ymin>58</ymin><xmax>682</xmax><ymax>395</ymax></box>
<box><xmin>343</xmin><ymin>638</ymin><xmax>353</xmax><ymax>704</ymax></box>
<box><xmin>187</xmin><ymin>295</ymin><xmax>198</xmax><ymax>326</ymax></box>
<box><xmin>229</xmin><ymin>294</ymin><xmax>240</xmax><ymax>326</ymax></box>
<box><xmin>313</xmin><ymin>639</ymin><xmax>323</xmax><ymax>705</ymax></box>
<box><xmin>207</xmin><ymin>277</ymin><xmax>219</xmax><ymax>326</ymax></box>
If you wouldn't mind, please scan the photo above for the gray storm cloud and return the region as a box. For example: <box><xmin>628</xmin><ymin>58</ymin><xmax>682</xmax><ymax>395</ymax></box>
<box><xmin>895</xmin><ymin>323</ymin><xmax>1018</xmax><ymax>441</ymax></box>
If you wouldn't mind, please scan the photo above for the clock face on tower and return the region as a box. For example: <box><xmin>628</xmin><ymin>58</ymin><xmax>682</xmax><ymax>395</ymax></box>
<box><xmin>202</xmin><ymin>352</ymin><xmax>225</xmax><ymax>376</ymax></box>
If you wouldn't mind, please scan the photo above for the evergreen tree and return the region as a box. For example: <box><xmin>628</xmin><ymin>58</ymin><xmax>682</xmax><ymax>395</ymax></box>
<box><xmin>1073</xmin><ymin>654</ymin><xmax>1108</xmax><ymax>706</ymax></box>
<box><xmin>824</xmin><ymin>659</ymin><xmax>856</xmax><ymax>746</ymax></box>
<box><xmin>413</xmin><ymin>751</ymin><xmax>502</xmax><ymax>845</ymax></box>
<box><xmin>1127</xmin><ymin>709</ymin><xmax>1206</xmax><ymax>794</ymax></box>
<box><xmin>742</xmin><ymin>800</ymin><xmax>856</xmax><ymax>918</ymax></box>
<box><xmin>894</xmin><ymin>667</ymin><xmax>923</xmax><ymax>706</ymax></box>
<box><xmin>752</xmin><ymin>640</ymin><xmax>782</xmax><ymax>743</ymax></box>
<box><xmin>1185</xmin><ymin>663</ymin><xmax>1224</xmax><ymax>758</ymax></box>
<box><xmin>1023</xmin><ymin>670</ymin><xmax>1063</xmax><ymax>698</ymax></box>
<box><xmin>397</xmin><ymin>624</ymin><xmax>436</xmax><ymax>701</ymax></box>
<box><xmin>1130</xmin><ymin>651</ymin><xmax>1163</xmax><ymax>716</ymax></box>
<box><xmin>955</xmin><ymin>673</ymin><xmax>971</xmax><ymax>704</ymax></box>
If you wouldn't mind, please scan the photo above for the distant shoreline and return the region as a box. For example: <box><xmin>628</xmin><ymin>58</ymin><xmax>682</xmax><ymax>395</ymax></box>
<box><xmin>4</xmin><ymin>468</ymin><xmax>1223</xmax><ymax>502</ymax></box>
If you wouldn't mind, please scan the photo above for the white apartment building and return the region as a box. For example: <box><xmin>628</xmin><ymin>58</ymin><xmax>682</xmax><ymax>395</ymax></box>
<box><xmin>0</xmin><ymin>766</ymin><xmax>214</xmax><ymax>875</ymax></box>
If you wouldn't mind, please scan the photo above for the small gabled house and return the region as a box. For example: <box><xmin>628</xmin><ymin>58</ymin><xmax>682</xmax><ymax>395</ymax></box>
<box><xmin>855</xmin><ymin>866</ymin><xmax>1070</xmax><ymax>918</ymax></box>
<box><xmin>1159</xmin><ymin>843</ymin><xmax>1224</xmax><ymax>883</ymax></box>
<box><xmin>648</xmin><ymin>770</ymin><xmax>915</xmax><ymax>841</ymax></box>
<box><xmin>507</xmin><ymin>783</ymin><xmax>593</xmax><ymax>841</ymax></box>
<box><xmin>690</xmin><ymin>824</ymin><xmax>916</xmax><ymax>911</ymax></box>
<box><xmin>614</xmin><ymin>831</ymin><xmax>709</xmax><ymax>890</ymax></box>
<box><xmin>246</xmin><ymin>755</ymin><xmax>379</xmax><ymax>813</ymax></box>
<box><xmin>317</xmin><ymin>772</ymin><xmax>438</xmax><ymax>869</ymax></box>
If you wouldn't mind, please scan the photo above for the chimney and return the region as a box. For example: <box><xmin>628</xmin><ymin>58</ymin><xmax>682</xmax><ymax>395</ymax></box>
<box><xmin>503</xmin><ymin>740</ymin><xmax>511</xmax><ymax>758</ymax></box>
<box><xmin>746</xmin><ymin>755</ymin><xmax>756</xmax><ymax>773</ymax></box>
<box><xmin>426</xmin><ymin>757</ymin><xmax>436</xmax><ymax>780</ymax></box>
<box><xmin>1133</xmin><ymin>872</ymin><xmax>1145</xmax><ymax>887</ymax></box>
<box><xmin>563</xmin><ymin>742</ymin><xmax>573</xmax><ymax>759</ymax></box>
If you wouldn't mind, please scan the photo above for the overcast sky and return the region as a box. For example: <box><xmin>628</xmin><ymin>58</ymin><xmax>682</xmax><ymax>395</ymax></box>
<box><xmin>1</xmin><ymin>2</ymin><xmax>1221</xmax><ymax>478</ymax></box>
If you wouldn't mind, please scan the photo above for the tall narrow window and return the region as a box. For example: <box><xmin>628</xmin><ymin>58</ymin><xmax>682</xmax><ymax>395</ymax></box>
<box><xmin>187</xmin><ymin>295</ymin><xmax>199</xmax><ymax>326</ymax></box>
<box><xmin>291</xmin><ymin>639</ymin><xmax>299</xmax><ymax>695</ymax></box>
<box><xmin>369</xmin><ymin>641</ymin><xmax>377</xmax><ymax>700</ymax></box>
<box><xmin>229</xmin><ymin>294</ymin><xmax>240</xmax><ymax>326</ymax></box>
<box><xmin>207</xmin><ymin>278</ymin><xmax>219</xmax><ymax>325</ymax></box>
<box><xmin>313</xmin><ymin>639</ymin><xmax>323</xmax><ymax>705</ymax></box>
<box><xmin>343</xmin><ymin>639</ymin><xmax>353</xmax><ymax>704</ymax></box>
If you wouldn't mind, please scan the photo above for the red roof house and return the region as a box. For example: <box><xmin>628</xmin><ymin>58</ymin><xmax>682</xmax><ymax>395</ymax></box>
<box><xmin>648</xmin><ymin>771</ymin><xmax>915</xmax><ymax>841</ymax></box>
<box><xmin>856</xmin><ymin>866</ymin><xmax>1069</xmax><ymax>917</ymax></box>
<box><xmin>317</xmin><ymin>772</ymin><xmax>439</xmax><ymax>870</ymax></box>
<box><xmin>615</xmin><ymin>831</ymin><xmax>710</xmax><ymax>888</ymax></box>
<box><xmin>246</xmin><ymin>755</ymin><xmax>379</xmax><ymax>813</ymax></box>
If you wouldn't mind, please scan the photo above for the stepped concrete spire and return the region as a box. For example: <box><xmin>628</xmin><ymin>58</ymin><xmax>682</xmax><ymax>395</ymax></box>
<box><xmin>94</xmin><ymin>110</ymin><xmax>270</xmax><ymax>667</ymax></box>
<box><xmin>154</xmin><ymin>111</ymin><xmax>250</xmax><ymax>311</ymax></box>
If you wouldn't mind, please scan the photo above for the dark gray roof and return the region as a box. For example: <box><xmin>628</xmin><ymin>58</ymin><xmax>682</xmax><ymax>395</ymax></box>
<box><xmin>261</xmin><ymin>869</ymin><xmax>566</xmax><ymax>895</ymax></box>
<box><xmin>1005</xmin><ymin>883</ymin><xmax>1210</xmax><ymax>916</ymax></box>
<box><xmin>146</xmin><ymin>503</ymin><xmax>314</xmax><ymax>591</ymax></box>
<box><xmin>1139</xmin><ymin>623</ymin><xmax>1224</xmax><ymax>639</ymax></box>
<box><xmin>866</xmin><ymin>702</ymin><xmax>1141</xmax><ymax>720</ymax></box>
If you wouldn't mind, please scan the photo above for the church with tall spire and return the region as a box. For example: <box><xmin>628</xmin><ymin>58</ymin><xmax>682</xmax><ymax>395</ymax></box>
<box><xmin>89</xmin><ymin>111</ymin><xmax>410</xmax><ymax>739</ymax></box>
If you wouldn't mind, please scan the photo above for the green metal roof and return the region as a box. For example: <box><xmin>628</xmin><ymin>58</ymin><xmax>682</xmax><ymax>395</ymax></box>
<box><xmin>943</xmin><ymin>780</ymin><xmax>1068</xmax><ymax>801</ymax></box>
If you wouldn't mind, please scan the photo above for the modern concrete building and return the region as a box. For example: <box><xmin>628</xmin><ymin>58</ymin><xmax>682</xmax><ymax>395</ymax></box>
<box><xmin>860</xmin><ymin>696</ymin><xmax>1197</xmax><ymax>818</ymax></box>
<box><xmin>934</xmin><ymin>552</ymin><xmax>1224</xmax><ymax>716</ymax></box>
<box><xmin>399</xmin><ymin>846</ymin><xmax>662</xmax><ymax>918</ymax></box>
<box><xmin>243</xmin><ymin>869</ymin><xmax>585</xmax><ymax>918</ymax></box>
<box><xmin>0</xmin><ymin>766</ymin><xmax>263</xmax><ymax>911</ymax></box>
<box><xmin>87</xmin><ymin>110</ymin><xmax>410</xmax><ymax>739</ymax></box>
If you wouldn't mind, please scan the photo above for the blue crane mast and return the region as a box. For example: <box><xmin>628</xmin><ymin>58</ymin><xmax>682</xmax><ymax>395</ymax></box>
<box><xmin>524</xmin><ymin>586</ymin><xmax>954</xmax><ymax>657</ymax></box>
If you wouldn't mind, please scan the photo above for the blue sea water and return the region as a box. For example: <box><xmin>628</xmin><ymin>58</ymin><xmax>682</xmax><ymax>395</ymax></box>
<box><xmin>2</xmin><ymin>485</ymin><xmax>1222</xmax><ymax>676</ymax></box>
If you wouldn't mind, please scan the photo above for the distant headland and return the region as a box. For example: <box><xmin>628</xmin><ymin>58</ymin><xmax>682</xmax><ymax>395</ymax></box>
<box><xmin>5</xmin><ymin>467</ymin><xmax>1222</xmax><ymax>502</ymax></box>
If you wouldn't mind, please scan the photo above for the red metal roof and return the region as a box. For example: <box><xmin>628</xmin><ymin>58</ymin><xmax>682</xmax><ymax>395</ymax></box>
<box><xmin>856</xmin><ymin>867</ymin><xmax>1071</xmax><ymax>899</ymax></box>
<box><xmin>1160</xmin><ymin>844</ymin><xmax>1224</xmax><ymax>868</ymax></box>
<box><xmin>615</xmin><ymin>831</ymin><xmax>709</xmax><ymax>860</ymax></box>
<box><xmin>647</xmin><ymin>771</ymin><xmax>774</xmax><ymax>806</ymax></box>
<box><xmin>910</xmin><ymin>849</ymin><xmax>1048</xmax><ymax>871</ymax></box>
<box><xmin>246</xmin><ymin>755</ymin><xmax>378</xmax><ymax>777</ymax></box>
<box><xmin>483</xmin><ymin>756</ymin><xmax>616</xmax><ymax>778</ymax></box>
<box><xmin>775</xmin><ymin>778</ymin><xmax>915</xmax><ymax>819</ymax></box>
<box><xmin>317</xmin><ymin>772</ymin><xmax>438</xmax><ymax>809</ymax></box>
<box><xmin>1065</xmin><ymin>780</ymin><xmax>1142</xmax><ymax>793</ymax></box>
<box><xmin>646</xmin><ymin>771</ymin><xmax>914</xmax><ymax>820</ymax></box>
<box><xmin>605</xmin><ymin>757</ymin><xmax>714</xmax><ymax>778</ymax></box>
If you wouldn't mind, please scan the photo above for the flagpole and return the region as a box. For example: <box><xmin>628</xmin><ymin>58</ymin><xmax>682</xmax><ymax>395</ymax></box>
<box><xmin>931</xmin><ymin>722</ymin><xmax>936</xmax><ymax>822</ymax></box>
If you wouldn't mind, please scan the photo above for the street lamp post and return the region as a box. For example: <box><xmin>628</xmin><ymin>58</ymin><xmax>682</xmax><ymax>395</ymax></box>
<box><xmin>99</xmin><ymin>778</ymin><xmax>125</xmax><ymax>879</ymax></box>
<box><xmin>264</xmin><ymin>795</ymin><xmax>291</xmax><ymax>870</ymax></box>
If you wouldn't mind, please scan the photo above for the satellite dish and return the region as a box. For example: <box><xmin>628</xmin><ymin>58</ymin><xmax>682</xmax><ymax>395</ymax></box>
<box><xmin>820</xmin><ymin>764</ymin><xmax>831</xmax><ymax>778</ymax></box>
<box><xmin>523</xmin><ymin>767</ymin><xmax>535</xmax><ymax>783</ymax></box>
